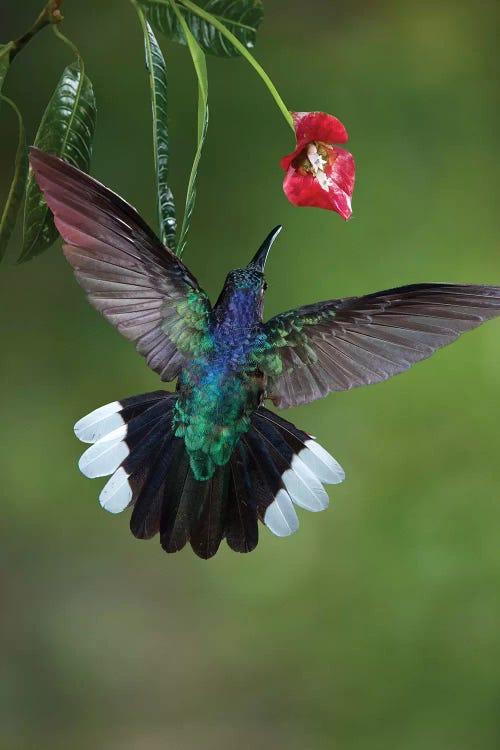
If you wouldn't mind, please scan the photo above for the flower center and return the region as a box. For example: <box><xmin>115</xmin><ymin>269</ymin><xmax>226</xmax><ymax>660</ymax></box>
<box><xmin>293</xmin><ymin>141</ymin><xmax>334</xmax><ymax>191</ymax></box>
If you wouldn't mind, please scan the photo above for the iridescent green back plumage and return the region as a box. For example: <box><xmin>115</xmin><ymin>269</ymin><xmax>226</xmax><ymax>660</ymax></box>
<box><xmin>172</xmin><ymin>267</ymin><xmax>268</xmax><ymax>480</ymax></box>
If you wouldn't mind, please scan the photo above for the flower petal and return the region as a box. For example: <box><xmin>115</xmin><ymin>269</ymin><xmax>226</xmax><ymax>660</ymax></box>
<box><xmin>327</xmin><ymin>146</ymin><xmax>356</xmax><ymax>200</ymax></box>
<box><xmin>280</xmin><ymin>147</ymin><xmax>303</xmax><ymax>173</ymax></box>
<box><xmin>292</xmin><ymin>111</ymin><xmax>348</xmax><ymax>149</ymax></box>
<box><xmin>282</xmin><ymin>145</ymin><xmax>355</xmax><ymax>220</ymax></box>
<box><xmin>283</xmin><ymin>169</ymin><xmax>332</xmax><ymax>210</ymax></box>
<box><xmin>280</xmin><ymin>111</ymin><xmax>349</xmax><ymax>172</ymax></box>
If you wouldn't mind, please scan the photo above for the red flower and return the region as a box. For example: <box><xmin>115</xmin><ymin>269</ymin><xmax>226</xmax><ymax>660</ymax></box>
<box><xmin>280</xmin><ymin>111</ymin><xmax>355</xmax><ymax>220</ymax></box>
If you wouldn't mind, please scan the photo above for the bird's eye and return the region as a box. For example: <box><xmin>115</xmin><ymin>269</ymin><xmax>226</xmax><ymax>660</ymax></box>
<box><xmin>263</xmin><ymin>282</ymin><xmax>268</xmax><ymax>291</ymax></box>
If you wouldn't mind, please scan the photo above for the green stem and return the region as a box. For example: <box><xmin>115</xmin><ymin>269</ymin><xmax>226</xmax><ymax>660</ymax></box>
<box><xmin>51</xmin><ymin>26</ymin><xmax>87</xmax><ymax>163</ymax></box>
<box><xmin>0</xmin><ymin>94</ymin><xmax>28</xmax><ymax>263</ymax></box>
<box><xmin>168</xmin><ymin>0</ymin><xmax>209</xmax><ymax>257</ymax></box>
<box><xmin>177</xmin><ymin>0</ymin><xmax>294</xmax><ymax>132</ymax></box>
<box><xmin>170</xmin><ymin>0</ymin><xmax>207</xmax><ymax>136</ymax></box>
<box><xmin>10</xmin><ymin>1</ymin><xmax>64</xmax><ymax>61</ymax></box>
<box><xmin>0</xmin><ymin>45</ymin><xmax>13</xmax><ymax>62</ymax></box>
<box><xmin>131</xmin><ymin>0</ymin><xmax>177</xmax><ymax>248</ymax></box>
<box><xmin>52</xmin><ymin>24</ymin><xmax>82</xmax><ymax>62</ymax></box>
<box><xmin>131</xmin><ymin>0</ymin><xmax>147</xmax><ymax>32</ymax></box>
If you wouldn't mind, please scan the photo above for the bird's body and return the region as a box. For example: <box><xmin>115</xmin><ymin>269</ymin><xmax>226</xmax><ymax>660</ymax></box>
<box><xmin>29</xmin><ymin>148</ymin><xmax>500</xmax><ymax>558</ymax></box>
<box><xmin>174</xmin><ymin>268</ymin><xmax>269</xmax><ymax>481</ymax></box>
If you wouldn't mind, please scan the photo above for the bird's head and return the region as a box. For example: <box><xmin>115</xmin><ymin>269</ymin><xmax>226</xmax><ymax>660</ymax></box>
<box><xmin>246</xmin><ymin>225</ymin><xmax>283</xmax><ymax>277</ymax></box>
<box><xmin>215</xmin><ymin>226</ymin><xmax>282</xmax><ymax>325</ymax></box>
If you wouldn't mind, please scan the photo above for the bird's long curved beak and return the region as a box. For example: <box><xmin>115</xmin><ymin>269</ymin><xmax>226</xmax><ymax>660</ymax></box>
<box><xmin>248</xmin><ymin>225</ymin><xmax>283</xmax><ymax>271</ymax></box>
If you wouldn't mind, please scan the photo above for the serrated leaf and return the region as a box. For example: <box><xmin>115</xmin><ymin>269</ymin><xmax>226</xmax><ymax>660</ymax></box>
<box><xmin>171</xmin><ymin>6</ymin><xmax>209</xmax><ymax>256</ymax></box>
<box><xmin>140</xmin><ymin>0</ymin><xmax>263</xmax><ymax>58</ymax></box>
<box><xmin>0</xmin><ymin>96</ymin><xmax>28</xmax><ymax>262</ymax></box>
<box><xmin>143</xmin><ymin>19</ymin><xmax>177</xmax><ymax>249</ymax></box>
<box><xmin>20</xmin><ymin>60</ymin><xmax>96</xmax><ymax>262</ymax></box>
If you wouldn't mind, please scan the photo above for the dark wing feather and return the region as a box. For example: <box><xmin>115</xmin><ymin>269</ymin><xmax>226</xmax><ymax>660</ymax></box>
<box><xmin>261</xmin><ymin>283</ymin><xmax>500</xmax><ymax>408</ymax></box>
<box><xmin>29</xmin><ymin>148</ymin><xmax>211</xmax><ymax>381</ymax></box>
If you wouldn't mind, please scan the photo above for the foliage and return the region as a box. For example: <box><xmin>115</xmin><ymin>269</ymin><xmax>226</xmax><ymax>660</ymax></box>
<box><xmin>0</xmin><ymin>0</ymin><xmax>278</xmax><ymax>263</ymax></box>
<box><xmin>20</xmin><ymin>59</ymin><xmax>96</xmax><ymax>261</ymax></box>
<box><xmin>140</xmin><ymin>0</ymin><xmax>263</xmax><ymax>58</ymax></box>
<box><xmin>135</xmin><ymin>6</ymin><xmax>177</xmax><ymax>249</ymax></box>
<box><xmin>167</xmin><ymin>0</ymin><xmax>209</xmax><ymax>257</ymax></box>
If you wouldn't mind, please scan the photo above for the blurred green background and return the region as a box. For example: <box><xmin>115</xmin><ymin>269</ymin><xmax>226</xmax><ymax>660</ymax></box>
<box><xmin>1</xmin><ymin>1</ymin><xmax>499</xmax><ymax>748</ymax></box>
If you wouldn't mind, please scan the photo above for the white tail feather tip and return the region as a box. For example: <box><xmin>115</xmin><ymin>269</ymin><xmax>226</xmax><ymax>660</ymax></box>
<box><xmin>78</xmin><ymin>438</ymin><xmax>129</xmax><ymax>479</ymax></box>
<box><xmin>301</xmin><ymin>440</ymin><xmax>345</xmax><ymax>484</ymax></box>
<box><xmin>74</xmin><ymin>401</ymin><xmax>123</xmax><ymax>443</ymax></box>
<box><xmin>264</xmin><ymin>489</ymin><xmax>299</xmax><ymax>537</ymax></box>
<box><xmin>287</xmin><ymin>456</ymin><xmax>330</xmax><ymax>511</ymax></box>
<box><xmin>99</xmin><ymin>467</ymin><xmax>132</xmax><ymax>513</ymax></box>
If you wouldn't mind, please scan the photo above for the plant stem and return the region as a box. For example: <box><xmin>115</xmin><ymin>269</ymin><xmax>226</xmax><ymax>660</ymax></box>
<box><xmin>177</xmin><ymin>0</ymin><xmax>294</xmax><ymax>132</ymax></box>
<box><xmin>168</xmin><ymin>0</ymin><xmax>209</xmax><ymax>257</ymax></box>
<box><xmin>52</xmin><ymin>23</ymin><xmax>82</xmax><ymax>63</ymax></box>
<box><xmin>0</xmin><ymin>94</ymin><xmax>28</xmax><ymax>263</ymax></box>
<box><xmin>10</xmin><ymin>1</ymin><xmax>64</xmax><ymax>61</ymax></box>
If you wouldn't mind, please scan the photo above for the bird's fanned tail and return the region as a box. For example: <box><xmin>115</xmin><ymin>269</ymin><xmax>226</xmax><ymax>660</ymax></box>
<box><xmin>74</xmin><ymin>394</ymin><xmax>344</xmax><ymax>558</ymax></box>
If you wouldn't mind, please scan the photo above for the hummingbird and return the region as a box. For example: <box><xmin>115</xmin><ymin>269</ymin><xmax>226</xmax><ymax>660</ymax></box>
<box><xmin>30</xmin><ymin>148</ymin><xmax>500</xmax><ymax>559</ymax></box>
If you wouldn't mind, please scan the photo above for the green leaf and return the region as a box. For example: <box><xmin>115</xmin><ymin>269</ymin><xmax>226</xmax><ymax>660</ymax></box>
<box><xmin>140</xmin><ymin>0</ymin><xmax>263</xmax><ymax>58</ymax></box>
<box><xmin>140</xmin><ymin>14</ymin><xmax>177</xmax><ymax>248</ymax></box>
<box><xmin>20</xmin><ymin>60</ymin><xmax>96</xmax><ymax>262</ymax></box>
<box><xmin>169</xmin><ymin>1</ymin><xmax>209</xmax><ymax>257</ymax></box>
<box><xmin>0</xmin><ymin>96</ymin><xmax>29</xmax><ymax>262</ymax></box>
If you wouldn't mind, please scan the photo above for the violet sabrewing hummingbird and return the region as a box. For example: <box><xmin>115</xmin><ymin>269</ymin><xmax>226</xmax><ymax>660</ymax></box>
<box><xmin>30</xmin><ymin>148</ymin><xmax>500</xmax><ymax>558</ymax></box>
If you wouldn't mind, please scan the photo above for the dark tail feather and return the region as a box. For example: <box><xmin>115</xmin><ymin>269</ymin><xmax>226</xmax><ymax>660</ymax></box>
<box><xmin>190</xmin><ymin>465</ymin><xmax>231</xmax><ymax>559</ymax></box>
<box><xmin>226</xmin><ymin>443</ymin><xmax>259</xmax><ymax>553</ymax></box>
<box><xmin>75</xmin><ymin>395</ymin><xmax>345</xmax><ymax>557</ymax></box>
<box><xmin>160</xmin><ymin>453</ymin><xmax>232</xmax><ymax>559</ymax></box>
<box><xmin>74</xmin><ymin>390</ymin><xmax>232</xmax><ymax>559</ymax></box>
<box><xmin>225</xmin><ymin>407</ymin><xmax>346</xmax><ymax>544</ymax></box>
<box><xmin>130</xmin><ymin>436</ymin><xmax>184</xmax><ymax>540</ymax></box>
<box><xmin>160</xmin><ymin>456</ymin><xmax>200</xmax><ymax>554</ymax></box>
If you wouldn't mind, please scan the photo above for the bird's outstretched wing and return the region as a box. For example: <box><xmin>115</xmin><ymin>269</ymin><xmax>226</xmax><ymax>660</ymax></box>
<box><xmin>29</xmin><ymin>148</ymin><xmax>211</xmax><ymax>381</ymax></box>
<box><xmin>261</xmin><ymin>283</ymin><xmax>500</xmax><ymax>408</ymax></box>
